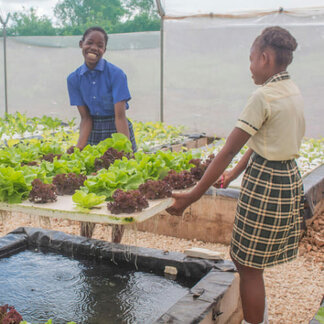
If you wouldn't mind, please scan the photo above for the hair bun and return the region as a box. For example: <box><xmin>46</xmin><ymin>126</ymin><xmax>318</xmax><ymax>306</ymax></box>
<box><xmin>255</xmin><ymin>26</ymin><xmax>298</xmax><ymax>66</ymax></box>
<box><xmin>262</xmin><ymin>26</ymin><xmax>297</xmax><ymax>52</ymax></box>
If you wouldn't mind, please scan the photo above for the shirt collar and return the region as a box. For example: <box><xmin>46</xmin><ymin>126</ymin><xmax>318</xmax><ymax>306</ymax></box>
<box><xmin>263</xmin><ymin>71</ymin><xmax>290</xmax><ymax>85</ymax></box>
<box><xmin>79</xmin><ymin>58</ymin><xmax>105</xmax><ymax>75</ymax></box>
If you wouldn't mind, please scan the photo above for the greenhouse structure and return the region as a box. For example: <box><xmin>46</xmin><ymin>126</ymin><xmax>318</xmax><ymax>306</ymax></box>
<box><xmin>0</xmin><ymin>0</ymin><xmax>323</xmax><ymax>138</ymax></box>
<box><xmin>0</xmin><ymin>1</ymin><xmax>323</xmax><ymax>324</ymax></box>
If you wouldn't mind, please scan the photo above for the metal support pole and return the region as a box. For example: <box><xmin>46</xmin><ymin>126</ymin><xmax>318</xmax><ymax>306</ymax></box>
<box><xmin>155</xmin><ymin>0</ymin><xmax>165</xmax><ymax>122</ymax></box>
<box><xmin>0</xmin><ymin>13</ymin><xmax>10</xmax><ymax>115</ymax></box>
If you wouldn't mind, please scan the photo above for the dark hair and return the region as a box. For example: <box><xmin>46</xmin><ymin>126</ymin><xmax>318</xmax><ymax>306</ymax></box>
<box><xmin>254</xmin><ymin>26</ymin><xmax>297</xmax><ymax>67</ymax></box>
<box><xmin>82</xmin><ymin>26</ymin><xmax>108</xmax><ymax>46</ymax></box>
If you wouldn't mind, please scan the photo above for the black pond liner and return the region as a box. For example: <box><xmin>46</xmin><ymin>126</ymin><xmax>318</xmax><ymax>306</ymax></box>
<box><xmin>0</xmin><ymin>227</ymin><xmax>237</xmax><ymax>324</ymax></box>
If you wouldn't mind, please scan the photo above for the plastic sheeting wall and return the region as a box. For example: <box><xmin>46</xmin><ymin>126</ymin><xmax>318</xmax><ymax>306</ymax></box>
<box><xmin>0</xmin><ymin>15</ymin><xmax>323</xmax><ymax>138</ymax></box>
<box><xmin>162</xmin><ymin>13</ymin><xmax>324</xmax><ymax>138</ymax></box>
<box><xmin>0</xmin><ymin>32</ymin><xmax>160</xmax><ymax>124</ymax></box>
<box><xmin>161</xmin><ymin>0</ymin><xmax>324</xmax><ymax>16</ymax></box>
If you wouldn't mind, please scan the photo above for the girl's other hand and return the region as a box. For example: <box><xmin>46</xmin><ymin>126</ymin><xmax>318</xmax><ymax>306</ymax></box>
<box><xmin>166</xmin><ymin>192</ymin><xmax>194</xmax><ymax>216</ymax></box>
<box><xmin>66</xmin><ymin>145</ymin><xmax>75</xmax><ymax>154</ymax></box>
<box><xmin>67</xmin><ymin>145</ymin><xmax>83</xmax><ymax>154</ymax></box>
<box><xmin>214</xmin><ymin>170</ymin><xmax>233</xmax><ymax>189</ymax></box>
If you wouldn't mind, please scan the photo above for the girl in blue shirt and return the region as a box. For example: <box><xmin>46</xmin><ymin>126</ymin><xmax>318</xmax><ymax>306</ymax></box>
<box><xmin>67</xmin><ymin>26</ymin><xmax>137</xmax><ymax>152</ymax></box>
<box><xmin>67</xmin><ymin>26</ymin><xmax>137</xmax><ymax>243</ymax></box>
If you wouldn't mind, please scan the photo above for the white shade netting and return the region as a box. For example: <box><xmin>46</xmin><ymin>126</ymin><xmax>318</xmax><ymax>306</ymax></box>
<box><xmin>0</xmin><ymin>32</ymin><xmax>160</xmax><ymax>123</ymax></box>
<box><xmin>160</xmin><ymin>5</ymin><xmax>324</xmax><ymax>138</ymax></box>
<box><xmin>0</xmin><ymin>1</ymin><xmax>323</xmax><ymax>138</ymax></box>
<box><xmin>161</xmin><ymin>0</ymin><xmax>324</xmax><ymax>17</ymax></box>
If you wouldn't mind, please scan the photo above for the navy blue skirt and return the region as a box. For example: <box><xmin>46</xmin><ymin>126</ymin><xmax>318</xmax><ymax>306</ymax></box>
<box><xmin>87</xmin><ymin>116</ymin><xmax>137</xmax><ymax>152</ymax></box>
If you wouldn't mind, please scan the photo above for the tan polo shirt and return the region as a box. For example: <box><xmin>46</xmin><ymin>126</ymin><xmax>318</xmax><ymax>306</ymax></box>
<box><xmin>236</xmin><ymin>72</ymin><xmax>305</xmax><ymax>161</ymax></box>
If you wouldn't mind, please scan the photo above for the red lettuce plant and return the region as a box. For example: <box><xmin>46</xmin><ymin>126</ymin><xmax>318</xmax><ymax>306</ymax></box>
<box><xmin>94</xmin><ymin>147</ymin><xmax>133</xmax><ymax>171</ymax></box>
<box><xmin>138</xmin><ymin>179</ymin><xmax>172</xmax><ymax>199</ymax></box>
<box><xmin>52</xmin><ymin>173</ymin><xmax>87</xmax><ymax>195</ymax></box>
<box><xmin>41</xmin><ymin>153</ymin><xmax>62</xmax><ymax>163</ymax></box>
<box><xmin>29</xmin><ymin>179</ymin><xmax>57</xmax><ymax>203</ymax></box>
<box><xmin>163</xmin><ymin>170</ymin><xmax>196</xmax><ymax>190</ymax></box>
<box><xmin>189</xmin><ymin>154</ymin><xmax>215</xmax><ymax>181</ymax></box>
<box><xmin>107</xmin><ymin>189</ymin><xmax>148</xmax><ymax>214</ymax></box>
<box><xmin>0</xmin><ymin>304</ymin><xmax>23</xmax><ymax>324</ymax></box>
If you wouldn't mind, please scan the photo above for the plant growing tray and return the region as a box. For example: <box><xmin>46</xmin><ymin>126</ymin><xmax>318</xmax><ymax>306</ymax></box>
<box><xmin>0</xmin><ymin>195</ymin><xmax>174</xmax><ymax>225</ymax></box>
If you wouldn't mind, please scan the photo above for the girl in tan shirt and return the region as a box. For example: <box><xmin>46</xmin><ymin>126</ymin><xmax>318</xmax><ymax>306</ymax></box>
<box><xmin>167</xmin><ymin>26</ymin><xmax>305</xmax><ymax>324</ymax></box>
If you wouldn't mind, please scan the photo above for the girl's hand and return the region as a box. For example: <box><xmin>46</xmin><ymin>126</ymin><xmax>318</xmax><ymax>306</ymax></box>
<box><xmin>66</xmin><ymin>146</ymin><xmax>75</xmax><ymax>154</ymax></box>
<box><xmin>166</xmin><ymin>192</ymin><xmax>194</xmax><ymax>216</ymax></box>
<box><xmin>214</xmin><ymin>170</ymin><xmax>233</xmax><ymax>189</ymax></box>
<box><xmin>67</xmin><ymin>145</ymin><xmax>83</xmax><ymax>154</ymax></box>
<box><xmin>66</xmin><ymin>145</ymin><xmax>83</xmax><ymax>154</ymax></box>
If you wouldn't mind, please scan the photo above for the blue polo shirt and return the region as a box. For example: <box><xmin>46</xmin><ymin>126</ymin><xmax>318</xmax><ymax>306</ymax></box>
<box><xmin>67</xmin><ymin>59</ymin><xmax>131</xmax><ymax>117</ymax></box>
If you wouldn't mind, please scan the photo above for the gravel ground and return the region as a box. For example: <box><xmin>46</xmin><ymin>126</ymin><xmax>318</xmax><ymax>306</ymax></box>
<box><xmin>0</xmin><ymin>209</ymin><xmax>323</xmax><ymax>324</ymax></box>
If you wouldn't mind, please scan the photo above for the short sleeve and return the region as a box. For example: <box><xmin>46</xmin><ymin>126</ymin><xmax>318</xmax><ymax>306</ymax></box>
<box><xmin>110</xmin><ymin>68</ymin><xmax>131</xmax><ymax>104</ymax></box>
<box><xmin>236</xmin><ymin>89</ymin><xmax>270</xmax><ymax>136</ymax></box>
<box><xmin>67</xmin><ymin>72</ymin><xmax>85</xmax><ymax>106</ymax></box>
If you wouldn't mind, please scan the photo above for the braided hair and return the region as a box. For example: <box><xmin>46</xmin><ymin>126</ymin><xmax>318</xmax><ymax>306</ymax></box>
<box><xmin>254</xmin><ymin>26</ymin><xmax>297</xmax><ymax>67</ymax></box>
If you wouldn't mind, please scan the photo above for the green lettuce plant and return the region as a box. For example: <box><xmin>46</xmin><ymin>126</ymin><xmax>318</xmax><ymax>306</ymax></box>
<box><xmin>315</xmin><ymin>307</ymin><xmax>324</xmax><ymax>324</ymax></box>
<box><xmin>72</xmin><ymin>190</ymin><xmax>106</xmax><ymax>211</ymax></box>
<box><xmin>0</xmin><ymin>167</ymin><xmax>30</xmax><ymax>203</ymax></box>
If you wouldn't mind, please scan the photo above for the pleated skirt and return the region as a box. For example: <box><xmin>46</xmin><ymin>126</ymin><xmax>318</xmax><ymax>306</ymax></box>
<box><xmin>230</xmin><ymin>153</ymin><xmax>304</xmax><ymax>269</ymax></box>
<box><xmin>88</xmin><ymin>116</ymin><xmax>137</xmax><ymax>152</ymax></box>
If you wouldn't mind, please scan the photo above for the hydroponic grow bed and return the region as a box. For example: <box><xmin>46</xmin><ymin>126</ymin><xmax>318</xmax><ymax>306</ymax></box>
<box><xmin>0</xmin><ymin>195</ymin><xmax>174</xmax><ymax>225</ymax></box>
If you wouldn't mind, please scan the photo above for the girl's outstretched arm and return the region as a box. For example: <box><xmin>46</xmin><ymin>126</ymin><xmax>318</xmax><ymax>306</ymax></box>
<box><xmin>215</xmin><ymin>148</ymin><xmax>253</xmax><ymax>188</ymax></box>
<box><xmin>114</xmin><ymin>101</ymin><xmax>130</xmax><ymax>139</ymax></box>
<box><xmin>76</xmin><ymin>105</ymin><xmax>93</xmax><ymax>150</ymax></box>
<box><xmin>167</xmin><ymin>127</ymin><xmax>251</xmax><ymax>216</ymax></box>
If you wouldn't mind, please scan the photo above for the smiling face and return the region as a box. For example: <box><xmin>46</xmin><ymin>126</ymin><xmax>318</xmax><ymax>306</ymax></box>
<box><xmin>79</xmin><ymin>30</ymin><xmax>106</xmax><ymax>69</ymax></box>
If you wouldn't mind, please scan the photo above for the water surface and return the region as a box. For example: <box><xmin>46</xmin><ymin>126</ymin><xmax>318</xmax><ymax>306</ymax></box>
<box><xmin>0</xmin><ymin>249</ymin><xmax>192</xmax><ymax>324</ymax></box>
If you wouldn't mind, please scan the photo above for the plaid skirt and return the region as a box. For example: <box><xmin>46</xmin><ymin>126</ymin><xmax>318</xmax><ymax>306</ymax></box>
<box><xmin>87</xmin><ymin>116</ymin><xmax>137</xmax><ymax>152</ymax></box>
<box><xmin>230</xmin><ymin>152</ymin><xmax>304</xmax><ymax>269</ymax></box>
